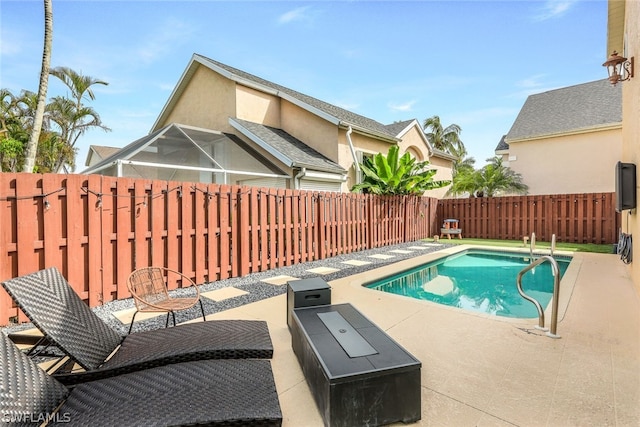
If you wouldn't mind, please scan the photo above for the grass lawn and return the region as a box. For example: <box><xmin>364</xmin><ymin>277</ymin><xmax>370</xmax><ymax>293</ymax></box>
<box><xmin>424</xmin><ymin>237</ymin><xmax>615</xmax><ymax>254</ymax></box>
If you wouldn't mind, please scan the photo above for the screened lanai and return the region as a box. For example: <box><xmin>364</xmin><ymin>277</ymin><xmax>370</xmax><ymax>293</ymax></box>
<box><xmin>82</xmin><ymin>123</ymin><xmax>291</xmax><ymax>187</ymax></box>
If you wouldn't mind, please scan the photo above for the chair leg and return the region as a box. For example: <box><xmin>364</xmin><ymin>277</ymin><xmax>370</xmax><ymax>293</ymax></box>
<box><xmin>165</xmin><ymin>312</ymin><xmax>171</xmax><ymax>328</ymax></box>
<box><xmin>171</xmin><ymin>311</ymin><xmax>177</xmax><ymax>327</ymax></box>
<box><xmin>128</xmin><ymin>311</ymin><xmax>139</xmax><ymax>335</ymax></box>
<box><xmin>199</xmin><ymin>299</ymin><xmax>206</xmax><ymax>322</ymax></box>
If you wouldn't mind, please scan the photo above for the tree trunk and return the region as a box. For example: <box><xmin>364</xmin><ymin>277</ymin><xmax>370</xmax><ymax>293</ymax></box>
<box><xmin>22</xmin><ymin>0</ymin><xmax>53</xmax><ymax>173</ymax></box>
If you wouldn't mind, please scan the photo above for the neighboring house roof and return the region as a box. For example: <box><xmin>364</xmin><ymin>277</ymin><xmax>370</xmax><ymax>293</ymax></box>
<box><xmin>230</xmin><ymin>118</ymin><xmax>346</xmax><ymax>174</ymax></box>
<box><xmin>153</xmin><ymin>54</ymin><xmax>400</xmax><ymax>143</ymax></box>
<box><xmin>506</xmin><ymin>79</ymin><xmax>622</xmax><ymax>142</ymax></box>
<box><xmin>385</xmin><ymin>119</ymin><xmax>457</xmax><ymax>161</ymax></box>
<box><xmin>384</xmin><ymin>119</ymin><xmax>416</xmax><ymax>136</ymax></box>
<box><xmin>495</xmin><ymin>135</ymin><xmax>508</xmax><ymax>152</ymax></box>
<box><xmin>85</xmin><ymin>145</ymin><xmax>121</xmax><ymax>167</ymax></box>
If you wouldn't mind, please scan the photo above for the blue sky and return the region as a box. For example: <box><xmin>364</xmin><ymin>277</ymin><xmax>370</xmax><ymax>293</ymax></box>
<box><xmin>1</xmin><ymin>0</ymin><xmax>609</xmax><ymax>171</ymax></box>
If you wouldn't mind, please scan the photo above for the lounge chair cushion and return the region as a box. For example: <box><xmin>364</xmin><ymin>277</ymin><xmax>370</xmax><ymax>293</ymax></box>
<box><xmin>0</xmin><ymin>333</ymin><xmax>283</xmax><ymax>427</ymax></box>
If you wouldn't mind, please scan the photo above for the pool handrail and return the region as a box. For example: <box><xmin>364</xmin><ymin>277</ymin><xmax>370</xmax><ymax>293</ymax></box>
<box><xmin>529</xmin><ymin>232</ymin><xmax>556</xmax><ymax>259</ymax></box>
<box><xmin>516</xmin><ymin>255</ymin><xmax>561</xmax><ymax>339</ymax></box>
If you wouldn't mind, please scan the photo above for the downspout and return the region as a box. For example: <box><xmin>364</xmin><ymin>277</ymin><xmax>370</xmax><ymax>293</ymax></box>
<box><xmin>294</xmin><ymin>167</ymin><xmax>307</xmax><ymax>189</ymax></box>
<box><xmin>346</xmin><ymin>126</ymin><xmax>361</xmax><ymax>184</ymax></box>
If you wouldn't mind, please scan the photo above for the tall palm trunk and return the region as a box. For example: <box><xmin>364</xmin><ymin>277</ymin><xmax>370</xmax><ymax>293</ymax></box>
<box><xmin>23</xmin><ymin>0</ymin><xmax>53</xmax><ymax>173</ymax></box>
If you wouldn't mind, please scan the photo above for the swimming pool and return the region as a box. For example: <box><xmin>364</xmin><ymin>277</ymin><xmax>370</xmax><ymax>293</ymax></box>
<box><xmin>364</xmin><ymin>249</ymin><xmax>572</xmax><ymax>318</ymax></box>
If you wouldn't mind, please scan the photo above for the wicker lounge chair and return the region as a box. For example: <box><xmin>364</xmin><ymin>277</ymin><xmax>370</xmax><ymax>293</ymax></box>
<box><xmin>1</xmin><ymin>267</ymin><xmax>273</xmax><ymax>386</ymax></box>
<box><xmin>126</xmin><ymin>266</ymin><xmax>207</xmax><ymax>334</ymax></box>
<box><xmin>0</xmin><ymin>332</ymin><xmax>283</xmax><ymax>427</ymax></box>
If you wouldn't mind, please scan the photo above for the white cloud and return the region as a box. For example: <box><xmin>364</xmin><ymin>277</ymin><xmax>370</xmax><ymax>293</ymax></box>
<box><xmin>278</xmin><ymin>6</ymin><xmax>312</xmax><ymax>25</ymax></box>
<box><xmin>533</xmin><ymin>0</ymin><xmax>577</xmax><ymax>21</ymax></box>
<box><xmin>388</xmin><ymin>100</ymin><xmax>417</xmax><ymax>112</ymax></box>
<box><xmin>507</xmin><ymin>74</ymin><xmax>558</xmax><ymax>99</ymax></box>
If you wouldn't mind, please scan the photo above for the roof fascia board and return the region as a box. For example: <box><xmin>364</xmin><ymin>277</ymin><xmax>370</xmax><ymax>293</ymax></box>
<box><xmin>338</xmin><ymin>123</ymin><xmax>400</xmax><ymax>143</ymax></box>
<box><xmin>229</xmin><ymin>118</ymin><xmax>295</xmax><ymax>167</ymax></box>
<box><xmin>303</xmin><ymin>170</ymin><xmax>347</xmax><ymax>182</ymax></box>
<box><xmin>506</xmin><ymin>123</ymin><xmax>623</xmax><ymax>144</ymax></box>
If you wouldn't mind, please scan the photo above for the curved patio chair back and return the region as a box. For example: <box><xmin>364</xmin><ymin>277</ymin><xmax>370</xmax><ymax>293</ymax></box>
<box><xmin>1</xmin><ymin>267</ymin><xmax>122</xmax><ymax>371</ymax></box>
<box><xmin>126</xmin><ymin>267</ymin><xmax>206</xmax><ymax>334</ymax></box>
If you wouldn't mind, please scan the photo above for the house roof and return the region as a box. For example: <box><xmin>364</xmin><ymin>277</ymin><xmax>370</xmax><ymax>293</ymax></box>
<box><xmin>85</xmin><ymin>145</ymin><xmax>121</xmax><ymax>166</ymax></box>
<box><xmin>384</xmin><ymin>119</ymin><xmax>416</xmax><ymax>136</ymax></box>
<box><xmin>505</xmin><ymin>79</ymin><xmax>622</xmax><ymax>142</ymax></box>
<box><xmin>384</xmin><ymin>119</ymin><xmax>457</xmax><ymax>161</ymax></box>
<box><xmin>494</xmin><ymin>135</ymin><xmax>508</xmax><ymax>152</ymax></box>
<box><xmin>230</xmin><ymin>118</ymin><xmax>346</xmax><ymax>174</ymax></box>
<box><xmin>153</xmin><ymin>54</ymin><xmax>400</xmax><ymax>143</ymax></box>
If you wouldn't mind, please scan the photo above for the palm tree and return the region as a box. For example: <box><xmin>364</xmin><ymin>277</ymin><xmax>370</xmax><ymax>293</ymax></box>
<box><xmin>45</xmin><ymin>67</ymin><xmax>110</xmax><ymax>171</ymax></box>
<box><xmin>447</xmin><ymin>156</ymin><xmax>528</xmax><ymax>197</ymax></box>
<box><xmin>47</xmin><ymin>95</ymin><xmax>105</xmax><ymax>171</ymax></box>
<box><xmin>476</xmin><ymin>157</ymin><xmax>528</xmax><ymax>197</ymax></box>
<box><xmin>23</xmin><ymin>0</ymin><xmax>53</xmax><ymax>173</ymax></box>
<box><xmin>351</xmin><ymin>145</ymin><xmax>450</xmax><ymax>195</ymax></box>
<box><xmin>423</xmin><ymin>115</ymin><xmax>465</xmax><ymax>157</ymax></box>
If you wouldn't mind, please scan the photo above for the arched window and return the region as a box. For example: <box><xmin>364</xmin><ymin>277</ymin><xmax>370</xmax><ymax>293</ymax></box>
<box><xmin>406</xmin><ymin>146</ymin><xmax>423</xmax><ymax>161</ymax></box>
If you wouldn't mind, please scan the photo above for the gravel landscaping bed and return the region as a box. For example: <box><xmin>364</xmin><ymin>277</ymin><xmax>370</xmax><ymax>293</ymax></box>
<box><xmin>3</xmin><ymin>240</ymin><xmax>453</xmax><ymax>337</ymax></box>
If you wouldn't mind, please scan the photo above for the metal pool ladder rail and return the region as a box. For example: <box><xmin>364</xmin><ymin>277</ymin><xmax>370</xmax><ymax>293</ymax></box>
<box><xmin>516</xmin><ymin>255</ymin><xmax>561</xmax><ymax>339</ymax></box>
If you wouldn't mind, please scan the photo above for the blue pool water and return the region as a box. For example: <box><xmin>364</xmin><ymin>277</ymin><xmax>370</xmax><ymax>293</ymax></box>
<box><xmin>365</xmin><ymin>249</ymin><xmax>571</xmax><ymax>318</ymax></box>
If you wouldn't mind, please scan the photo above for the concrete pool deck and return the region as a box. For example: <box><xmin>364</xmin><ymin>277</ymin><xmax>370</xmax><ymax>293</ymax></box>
<box><xmin>208</xmin><ymin>245</ymin><xmax>639</xmax><ymax>426</ymax></box>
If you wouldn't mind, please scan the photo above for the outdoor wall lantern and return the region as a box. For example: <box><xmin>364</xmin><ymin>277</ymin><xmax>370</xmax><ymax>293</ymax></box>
<box><xmin>603</xmin><ymin>51</ymin><xmax>634</xmax><ymax>86</ymax></box>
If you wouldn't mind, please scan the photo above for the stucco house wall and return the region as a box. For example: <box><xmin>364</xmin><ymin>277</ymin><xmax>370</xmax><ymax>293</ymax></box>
<box><xmin>160</xmin><ymin>66</ymin><xmax>236</xmax><ymax>133</ymax></box>
<box><xmin>236</xmin><ymin>85</ymin><xmax>281</xmax><ymax>128</ymax></box>
<box><xmin>609</xmin><ymin>0</ymin><xmax>640</xmax><ymax>293</ymax></box>
<box><xmin>426</xmin><ymin>155</ymin><xmax>454</xmax><ymax>199</ymax></box>
<box><xmin>280</xmin><ymin>100</ymin><xmax>341</xmax><ymax>161</ymax></box>
<box><xmin>508</xmin><ymin>127</ymin><xmax>622</xmax><ymax>195</ymax></box>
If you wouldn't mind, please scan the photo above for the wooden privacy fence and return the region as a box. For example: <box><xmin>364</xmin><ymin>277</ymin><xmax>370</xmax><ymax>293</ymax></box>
<box><xmin>438</xmin><ymin>193</ymin><xmax>620</xmax><ymax>244</ymax></box>
<box><xmin>0</xmin><ymin>173</ymin><xmax>439</xmax><ymax>325</ymax></box>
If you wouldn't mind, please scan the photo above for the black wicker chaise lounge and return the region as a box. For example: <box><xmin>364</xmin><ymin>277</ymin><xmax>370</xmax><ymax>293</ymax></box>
<box><xmin>1</xmin><ymin>267</ymin><xmax>273</xmax><ymax>386</ymax></box>
<box><xmin>0</xmin><ymin>333</ymin><xmax>283</xmax><ymax>427</ymax></box>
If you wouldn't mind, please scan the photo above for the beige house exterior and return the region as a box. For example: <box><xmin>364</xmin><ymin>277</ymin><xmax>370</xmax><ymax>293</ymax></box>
<box><xmin>84</xmin><ymin>55</ymin><xmax>453</xmax><ymax>195</ymax></box>
<box><xmin>607</xmin><ymin>0</ymin><xmax>640</xmax><ymax>294</ymax></box>
<box><xmin>499</xmin><ymin>79</ymin><xmax>622</xmax><ymax>195</ymax></box>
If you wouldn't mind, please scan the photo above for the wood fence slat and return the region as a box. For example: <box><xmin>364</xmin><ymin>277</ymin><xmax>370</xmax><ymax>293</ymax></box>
<box><xmin>207</xmin><ymin>184</ymin><xmax>220</xmax><ymax>281</ymax></box>
<box><xmin>218</xmin><ymin>185</ymin><xmax>231</xmax><ymax>280</ymax></box>
<box><xmin>193</xmin><ymin>183</ymin><xmax>207</xmax><ymax>284</ymax></box>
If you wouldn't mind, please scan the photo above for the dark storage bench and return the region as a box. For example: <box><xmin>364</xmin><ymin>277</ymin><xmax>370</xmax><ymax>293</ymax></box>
<box><xmin>286</xmin><ymin>278</ymin><xmax>331</xmax><ymax>328</ymax></box>
<box><xmin>290</xmin><ymin>303</ymin><xmax>421</xmax><ymax>427</ymax></box>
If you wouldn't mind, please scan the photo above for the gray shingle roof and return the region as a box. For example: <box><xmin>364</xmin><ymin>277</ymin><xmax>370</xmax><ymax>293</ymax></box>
<box><xmin>195</xmin><ymin>54</ymin><xmax>398</xmax><ymax>141</ymax></box>
<box><xmin>231</xmin><ymin>118</ymin><xmax>346</xmax><ymax>174</ymax></box>
<box><xmin>506</xmin><ymin>79</ymin><xmax>621</xmax><ymax>141</ymax></box>
<box><xmin>495</xmin><ymin>135</ymin><xmax>508</xmax><ymax>151</ymax></box>
<box><xmin>384</xmin><ymin>119</ymin><xmax>416</xmax><ymax>136</ymax></box>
